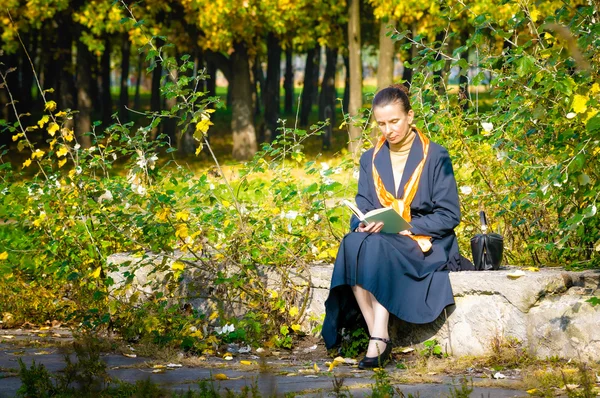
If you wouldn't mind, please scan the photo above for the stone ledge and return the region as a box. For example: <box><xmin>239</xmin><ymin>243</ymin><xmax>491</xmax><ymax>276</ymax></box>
<box><xmin>106</xmin><ymin>253</ymin><xmax>600</xmax><ymax>361</ymax></box>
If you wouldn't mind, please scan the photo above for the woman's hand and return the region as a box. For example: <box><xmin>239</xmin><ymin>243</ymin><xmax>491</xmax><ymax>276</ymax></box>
<box><xmin>398</xmin><ymin>230</ymin><xmax>412</xmax><ymax>236</ymax></box>
<box><xmin>357</xmin><ymin>221</ymin><xmax>384</xmax><ymax>233</ymax></box>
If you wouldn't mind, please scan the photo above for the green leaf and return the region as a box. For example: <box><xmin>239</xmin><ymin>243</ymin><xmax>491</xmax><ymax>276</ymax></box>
<box><xmin>586</xmin><ymin>113</ymin><xmax>600</xmax><ymax>133</ymax></box>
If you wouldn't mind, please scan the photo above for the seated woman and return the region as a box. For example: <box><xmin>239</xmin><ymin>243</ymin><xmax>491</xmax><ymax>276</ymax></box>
<box><xmin>322</xmin><ymin>84</ymin><xmax>469</xmax><ymax>369</ymax></box>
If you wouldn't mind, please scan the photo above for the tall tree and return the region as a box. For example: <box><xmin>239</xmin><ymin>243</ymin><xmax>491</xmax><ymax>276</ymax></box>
<box><xmin>264</xmin><ymin>32</ymin><xmax>282</xmax><ymax>141</ymax></box>
<box><xmin>300</xmin><ymin>45</ymin><xmax>320</xmax><ymax>127</ymax></box>
<box><xmin>283</xmin><ymin>48</ymin><xmax>294</xmax><ymax>114</ymax></box>
<box><xmin>347</xmin><ymin>0</ymin><xmax>363</xmax><ymax>155</ymax></box>
<box><xmin>318</xmin><ymin>47</ymin><xmax>338</xmax><ymax>149</ymax></box>
<box><xmin>75</xmin><ymin>36</ymin><xmax>93</xmax><ymax>148</ymax></box>
<box><xmin>231</xmin><ymin>41</ymin><xmax>258</xmax><ymax>160</ymax></box>
<box><xmin>377</xmin><ymin>18</ymin><xmax>395</xmax><ymax>89</ymax></box>
<box><xmin>119</xmin><ymin>32</ymin><xmax>131</xmax><ymax>122</ymax></box>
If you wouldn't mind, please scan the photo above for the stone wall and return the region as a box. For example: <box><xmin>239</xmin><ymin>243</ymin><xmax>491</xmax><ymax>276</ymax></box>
<box><xmin>107</xmin><ymin>253</ymin><xmax>600</xmax><ymax>360</ymax></box>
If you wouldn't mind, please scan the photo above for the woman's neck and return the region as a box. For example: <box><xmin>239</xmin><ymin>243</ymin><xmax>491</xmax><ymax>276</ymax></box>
<box><xmin>389</xmin><ymin>129</ymin><xmax>415</xmax><ymax>152</ymax></box>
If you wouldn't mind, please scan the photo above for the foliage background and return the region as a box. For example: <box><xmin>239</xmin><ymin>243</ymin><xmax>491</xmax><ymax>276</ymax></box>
<box><xmin>0</xmin><ymin>0</ymin><xmax>598</xmax><ymax>350</ymax></box>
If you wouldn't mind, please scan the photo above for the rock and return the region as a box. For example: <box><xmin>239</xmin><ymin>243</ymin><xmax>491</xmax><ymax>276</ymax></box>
<box><xmin>106</xmin><ymin>253</ymin><xmax>600</xmax><ymax>360</ymax></box>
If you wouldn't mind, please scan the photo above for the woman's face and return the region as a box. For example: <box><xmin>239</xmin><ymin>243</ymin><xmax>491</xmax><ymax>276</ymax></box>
<box><xmin>373</xmin><ymin>102</ymin><xmax>414</xmax><ymax>146</ymax></box>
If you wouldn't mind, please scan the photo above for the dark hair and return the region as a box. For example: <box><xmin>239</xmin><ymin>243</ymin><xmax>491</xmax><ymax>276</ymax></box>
<box><xmin>372</xmin><ymin>84</ymin><xmax>411</xmax><ymax>112</ymax></box>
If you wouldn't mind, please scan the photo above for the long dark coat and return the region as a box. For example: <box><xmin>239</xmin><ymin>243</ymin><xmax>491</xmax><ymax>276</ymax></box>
<box><xmin>322</xmin><ymin>133</ymin><xmax>464</xmax><ymax>349</ymax></box>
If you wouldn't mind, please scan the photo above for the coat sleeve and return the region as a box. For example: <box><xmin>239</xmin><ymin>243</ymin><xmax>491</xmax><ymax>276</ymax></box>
<box><xmin>409</xmin><ymin>147</ymin><xmax>461</xmax><ymax>239</ymax></box>
<box><xmin>349</xmin><ymin>153</ymin><xmax>379</xmax><ymax>231</ymax></box>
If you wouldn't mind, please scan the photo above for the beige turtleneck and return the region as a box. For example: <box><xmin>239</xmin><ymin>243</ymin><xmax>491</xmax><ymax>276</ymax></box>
<box><xmin>389</xmin><ymin>130</ymin><xmax>416</xmax><ymax>194</ymax></box>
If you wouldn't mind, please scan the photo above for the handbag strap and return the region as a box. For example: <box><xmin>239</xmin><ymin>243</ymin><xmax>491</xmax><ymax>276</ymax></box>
<box><xmin>479</xmin><ymin>211</ymin><xmax>488</xmax><ymax>232</ymax></box>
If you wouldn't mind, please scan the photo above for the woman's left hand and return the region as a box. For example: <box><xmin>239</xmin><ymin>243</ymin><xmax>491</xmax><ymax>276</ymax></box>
<box><xmin>398</xmin><ymin>230</ymin><xmax>412</xmax><ymax>236</ymax></box>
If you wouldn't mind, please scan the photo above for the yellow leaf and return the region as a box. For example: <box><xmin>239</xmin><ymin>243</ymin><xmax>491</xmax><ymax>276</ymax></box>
<box><xmin>56</xmin><ymin>146</ymin><xmax>68</xmax><ymax>158</ymax></box>
<box><xmin>58</xmin><ymin>158</ymin><xmax>67</xmax><ymax>168</ymax></box>
<box><xmin>591</xmin><ymin>83</ymin><xmax>600</xmax><ymax>94</ymax></box>
<box><xmin>44</xmin><ymin>101</ymin><xmax>57</xmax><ymax>112</ymax></box>
<box><xmin>527</xmin><ymin>388</ymin><xmax>538</xmax><ymax>395</ymax></box>
<box><xmin>313</xmin><ymin>363</ymin><xmax>320</xmax><ymax>372</ymax></box>
<box><xmin>195</xmin><ymin>119</ymin><xmax>213</xmax><ymax>135</ymax></box>
<box><xmin>175</xmin><ymin>224</ymin><xmax>189</xmax><ymax>239</ymax></box>
<box><xmin>23</xmin><ymin>158</ymin><xmax>32</xmax><ymax>168</ymax></box>
<box><xmin>62</xmin><ymin>128</ymin><xmax>74</xmax><ymax>142</ymax></box>
<box><xmin>289</xmin><ymin>306</ymin><xmax>299</xmax><ymax>317</ymax></box>
<box><xmin>209</xmin><ymin>311</ymin><xmax>219</xmax><ymax>321</ymax></box>
<box><xmin>12</xmin><ymin>134</ymin><xmax>20</xmax><ymax>141</ymax></box>
<box><xmin>0</xmin><ymin>252</ymin><xmax>8</xmax><ymax>260</ymax></box>
<box><xmin>91</xmin><ymin>267</ymin><xmax>102</xmax><ymax>279</ymax></box>
<box><xmin>529</xmin><ymin>9</ymin><xmax>540</xmax><ymax>22</ymax></box>
<box><xmin>49</xmin><ymin>139</ymin><xmax>57</xmax><ymax>150</ymax></box>
<box><xmin>32</xmin><ymin>149</ymin><xmax>44</xmax><ymax>159</ymax></box>
<box><xmin>291</xmin><ymin>324</ymin><xmax>301</xmax><ymax>332</ymax></box>
<box><xmin>572</xmin><ymin>94</ymin><xmax>589</xmax><ymax>114</ymax></box>
<box><xmin>214</xmin><ymin>373</ymin><xmax>228</xmax><ymax>380</ymax></box>
<box><xmin>269</xmin><ymin>289</ymin><xmax>278</xmax><ymax>299</ymax></box>
<box><xmin>240</xmin><ymin>360</ymin><xmax>252</xmax><ymax>365</ymax></box>
<box><xmin>55</xmin><ymin>111</ymin><xmax>67</xmax><ymax>118</ymax></box>
<box><xmin>38</xmin><ymin>115</ymin><xmax>49</xmax><ymax>128</ymax></box>
<box><xmin>47</xmin><ymin>122</ymin><xmax>59</xmax><ymax>137</ymax></box>
<box><xmin>172</xmin><ymin>261</ymin><xmax>185</xmax><ymax>272</ymax></box>
<box><xmin>525</xmin><ymin>266</ymin><xmax>539</xmax><ymax>272</ymax></box>
<box><xmin>175</xmin><ymin>211</ymin><xmax>189</xmax><ymax>221</ymax></box>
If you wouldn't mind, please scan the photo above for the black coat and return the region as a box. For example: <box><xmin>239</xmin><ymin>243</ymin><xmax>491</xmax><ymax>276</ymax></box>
<box><xmin>322</xmin><ymin>133</ymin><xmax>463</xmax><ymax>349</ymax></box>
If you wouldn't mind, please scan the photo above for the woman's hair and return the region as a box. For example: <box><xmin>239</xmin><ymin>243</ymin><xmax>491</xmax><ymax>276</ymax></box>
<box><xmin>372</xmin><ymin>84</ymin><xmax>411</xmax><ymax>112</ymax></box>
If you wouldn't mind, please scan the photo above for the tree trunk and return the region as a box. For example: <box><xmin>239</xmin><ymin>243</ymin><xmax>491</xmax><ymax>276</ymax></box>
<box><xmin>377</xmin><ymin>18</ymin><xmax>395</xmax><ymax>89</ymax></box>
<box><xmin>264</xmin><ymin>33</ymin><xmax>281</xmax><ymax>142</ymax></box>
<box><xmin>300</xmin><ymin>45</ymin><xmax>320</xmax><ymax>127</ymax></box>
<box><xmin>458</xmin><ymin>30</ymin><xmax>470</xmax><ymax>110</ymax></box>
<box><xmin>347</xmin><ymin>0</ymin><xmax>363</xmax><ymax>155</ymax></box>
<box><xmin>56</xmin><ymin>16</ymin><xmax>76</xmax><ymax>125</ymax></box>
<box><xmin>343</xmin><ymin>54</ymin><xmax>350</xmax><ymax>115</ymax></box>
<box><xmin>101</xmin><ymin>36</ymin><xmax>113</xmax><ymax>126</ymax></box>
<box><xmin>119</xmin><ymin>32</ymin><xmax>131</xmax><ymax>121</ymax></box>
<box><xmin>231</xmin><ymin>41</ymin><xmax>257</xmax><ymax>160</ymax></box>
<box><xmin>253</xmin><ymin>55</ymin><xmax>265</xmax><ymax>117</ymax></box>
<box><xmin>318</xmin><ymin>47</ymin><xmax>338</xmax><ymax>149</ymax></box>
<box><xmin>402</xmin><ymin>23</ymin><xmax>417</xmax><ymax>88</ymax></box>
<box><xmin>20</xmin><ymin>31</ymin><xmax>35</xmax><ymax>114</ymax></box>
<box><xmin>284</xmin><ymin>48</ymin><xmax>294</xmax><ymax>114</ymax></box>
<box><xmin>150</xmin><ymin>38</ymin><xmax>164</xmax><ymax>138</ymax></box>
<box><xmin>75</xmin><ymin>38</ymin><xmax>93</xmax><ymax>148</ymax></box>
<box><xmin>433</xmin><ymin>30</ymin><xmax>446</xmax><ymax>95</ymax></box>
<box><xmin>206</xmin><ymin>61</ymin><xmax>217</xmax><ymax>99</ymax></box>
<box><xmin>133</xmin><ymin>52</ymin><xmax>143</xmax><ymax>110</ymax></box>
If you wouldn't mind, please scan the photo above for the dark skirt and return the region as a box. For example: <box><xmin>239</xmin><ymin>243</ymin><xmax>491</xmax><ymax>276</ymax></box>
<box><xmin>322</xmin><ymin>232</ymin><xmax>457</xmax><ymax>349</ymax></box>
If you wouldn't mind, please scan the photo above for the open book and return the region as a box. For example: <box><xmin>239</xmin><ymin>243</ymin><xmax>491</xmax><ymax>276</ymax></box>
<box><xmin>343</xmin><ymin>200</ymin><xmax>412</xmax><ymax>234</ymax></box>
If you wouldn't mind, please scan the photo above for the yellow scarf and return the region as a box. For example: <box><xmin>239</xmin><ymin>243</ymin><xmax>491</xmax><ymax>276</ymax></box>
<box><xmin>372</xmin><ymin>127</ymin><xmax>432</xmax><ymax>252</ymax></box>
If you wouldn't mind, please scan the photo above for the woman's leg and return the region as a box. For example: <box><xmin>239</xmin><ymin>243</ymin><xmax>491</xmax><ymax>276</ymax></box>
<box><xmin>351</xmin><ymin>285</ymin><xmax>374</xmax><ymax>333</ymax></box>
<box><xmin>367</xmin><ymin>296</ymin><xmax>390</xmax><ymax>357</ymax></box>
<box><xmin>352</xmin><ymin>285</ymin><xmax>390</xmax><ymax>357</ymax></box>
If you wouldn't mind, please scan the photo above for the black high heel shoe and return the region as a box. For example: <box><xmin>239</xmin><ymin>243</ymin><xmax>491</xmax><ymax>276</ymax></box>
<box><xmin>358</xmin><ymin>337</ymin><xmax>392</xmax><ymax>369</ymax></box>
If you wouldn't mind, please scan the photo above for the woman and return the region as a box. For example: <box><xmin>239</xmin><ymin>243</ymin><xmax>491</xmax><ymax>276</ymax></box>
<box><xmin>322</xmin><ymin>84</ymin><xmax>467</xmax><ymax>369</ymax></box>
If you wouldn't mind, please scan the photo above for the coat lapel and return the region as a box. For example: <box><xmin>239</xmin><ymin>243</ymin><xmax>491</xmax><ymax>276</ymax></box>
<box><xmin>373</xmin><ymin>141</ymin><xmax>396</xmax><ymax>197</ymax></box>
<box><xmin>397</xmin><ymin>131</ymin><xmax>424</xmax><ymax>198</ymax></box>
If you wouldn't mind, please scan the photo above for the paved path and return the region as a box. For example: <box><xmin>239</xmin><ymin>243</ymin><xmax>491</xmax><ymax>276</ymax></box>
<box><xmin>0</xmin><ymin>329</ymin><xmax>530</xmax><ymax>397</ymax></box>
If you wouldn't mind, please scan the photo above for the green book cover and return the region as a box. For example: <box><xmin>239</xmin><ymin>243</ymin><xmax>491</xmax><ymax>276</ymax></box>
<box><xmin>344</xmin><ymin>200</ymin><xmax>412</xmax><ymax>234</ymax></box>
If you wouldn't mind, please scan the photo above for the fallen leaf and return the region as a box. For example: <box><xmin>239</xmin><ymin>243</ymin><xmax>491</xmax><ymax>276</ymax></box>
<box><xmin>401</xmin><ymin>347</ymin><xmax>415</xmax><ymax>354</ymax></box>
<box><xmin>2</xmin><ymin>335</ymin><xmax>15</xmax><ymax>339</ymax></box>
<box><xmin>286</xmin><ymin>373</ymin><xmax>297</xmax><ymax>377</ymax></box>
<box><xmin>256</xmin><ymin>348</ymin><xmax>265</xmax><ymax>353</ymax></box>
<box><xmin>153</xmin><ymin>365</ymin><xmax>166</xmax><ymax>369</ymax></box>
<box><xmin>166</xmin><ymin>363</ymin><xmax>182</xmax><ymax>368</ymax></box>
<box><xmin>123</xmin><ymin>353</ymin><xmax>137</xmax><ymax>358</ymax></box>
<box><xmin>333</xmin><ymin>356</ymin><xmax>345</xmax><ymax>364</ymax></box>
<box><xmin>563</xmin><ymin>384</ymin><xmax>580</xmax><ymax>390</ymax></box>
<box><xmin>223</xmin><ymin>355</ymin><xmax>233</xmax><ymax>361</ymax></box>
<box><xmin>313</xmin><ymin>363</ymin><xmax>320</xmax><ymax>372</ymax></box>
<box><xmin>152</xmin><ymin>369</ymin><xmax>165</xmax><ymax>373</ymax></box>
<box><xmin>304</xmin><ymin>375</ymin><xmax>319</xmax><ymax>378</ymax></box>
<box><xmin>52</xmin><ymin>334</ymin><xmax>62</xmax><ymax>338</ymax></box>
<box><xmin>524</xmin><ymin>267</ymin><xmax>539</xmax><ymax>272</ymax></box>
<box><xmin>507</xmin><ymin>270</ymin><xmax>526</xmax><ymax>279</ymax></box>
<box><xmin>526</xmin><ymin>388</ymin><xmax>538</xmax><ymax>395</ymax></box>
<box><xmin>34</xmin><ymin>351</ymin><xmax>51</xmax><ymax>355</ymax></box>
<box><xmin>214</xmin><ymin>373</ymin><xmax>229</xmax><ymax>380</ymax></box>
<box><xmin>240</xmin><ymin>360</ymin><xmax>253</xmax><ymax>366</ymax></box>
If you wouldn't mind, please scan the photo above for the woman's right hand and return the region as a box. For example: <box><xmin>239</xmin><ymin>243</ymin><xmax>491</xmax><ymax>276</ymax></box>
<box><xmin>357</xmin><ymin>221</ymin><xmax>384</xmax><ymax>233</ymax></box>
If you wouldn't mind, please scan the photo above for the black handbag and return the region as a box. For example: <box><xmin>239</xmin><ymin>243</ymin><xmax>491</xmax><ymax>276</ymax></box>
<box><xmin>470</xmin><ymin>211</ymin><xmax>503</xmax><ymax>270</ymax></box>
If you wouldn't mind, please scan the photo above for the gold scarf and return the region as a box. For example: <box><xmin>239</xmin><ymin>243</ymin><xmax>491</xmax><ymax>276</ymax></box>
<box><xmin>372</xmin><ymin>127</ymin><xmax>432</xmax><ymax>252</ymax></box>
